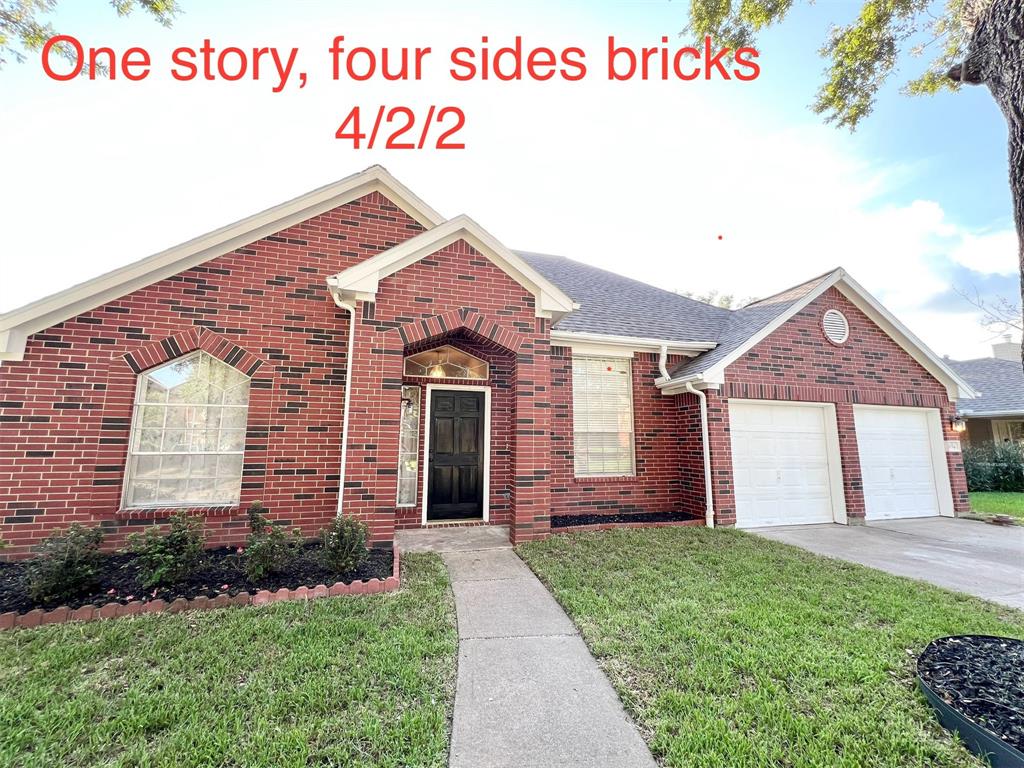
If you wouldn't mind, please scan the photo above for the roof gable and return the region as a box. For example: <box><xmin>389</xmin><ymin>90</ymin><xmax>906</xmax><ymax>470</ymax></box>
<box><xmin>326</xmin><ymin>216</ymin><xmax>577</xmax><ymax>322</ymax></box>
<box><xmin>662</xmin><ymin>268</ymin><xmax>976</xmax><ymax>401</ymax></box>
<box><xmin>0</xmin><ymin>166</ymin><xmax>443</xmax><ymax>362</ymax></box>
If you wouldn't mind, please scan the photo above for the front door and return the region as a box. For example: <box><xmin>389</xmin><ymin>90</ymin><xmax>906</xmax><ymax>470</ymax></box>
<box><xmin>427</xmin><ymin>390</ymin><xmax>484</xmax><ymax>520</ymax></box>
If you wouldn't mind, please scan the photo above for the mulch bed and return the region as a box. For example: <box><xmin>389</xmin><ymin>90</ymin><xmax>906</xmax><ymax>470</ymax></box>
<box><xmin>918</xmin><ymin>635</ymin><xmax>1024</xmax><ymax>752</ymax></box>
<box><xmin>0</xmin><ymin>544</ymin><xmax>393</xmax><ymax>615</ymax></box>
<box><xmin>551</xmin><ymin>511</ymin><xmax>700</xmax><ymax>529</ymax></box>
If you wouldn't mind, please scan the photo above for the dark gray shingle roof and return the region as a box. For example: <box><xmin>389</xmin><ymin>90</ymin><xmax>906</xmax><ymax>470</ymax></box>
<box><xmin>516</xmin><ymin>251</ymin><xmax>731</xmax><ymax>343</ymax></box>
<box><xmin>667</xmin><ymin>271</ymin><xmax>837</xmax><ymax>378</ymax></box>
<box><xmin>947</xmin><ymin>358</ymin><xmax>1024</xmax><ymax>416</ymax></box>
<box><xmin>518</xmin><ymin>252</ymin><xmax>840</xmax><ymax>379</ymax></box>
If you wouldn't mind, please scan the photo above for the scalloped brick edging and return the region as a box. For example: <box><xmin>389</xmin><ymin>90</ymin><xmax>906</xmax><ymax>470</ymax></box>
<box><xmin>0</xmin><ymin>547</ymin><xmax>400</xmax><ymax>631</ymax></box>
<box><xmin>551</xmin><ymin>519</ymin><xmax>706</xmax><ymax>535</ymax></box>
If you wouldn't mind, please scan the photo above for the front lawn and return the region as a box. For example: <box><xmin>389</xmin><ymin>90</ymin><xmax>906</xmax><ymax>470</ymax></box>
<box><xmin>519</xmin><ymin>528</ymin><xmax>1024</xmax><ymax>767</ymax></box>
<box><xmin>970</xmin><ymin>491</ymin><xmax>1024</xmax><ymax>519</ymax></box>
<box><xmin>0</xmin><ymin>553</ymin><xmax>456</xmax><ymax>768</ymax></box>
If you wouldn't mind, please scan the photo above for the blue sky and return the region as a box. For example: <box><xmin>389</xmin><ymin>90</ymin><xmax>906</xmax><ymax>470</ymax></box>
<box><xmin>0</xmin><ymin>0</ymin><xmax>1018</xmax><ymax>359</ymax></box>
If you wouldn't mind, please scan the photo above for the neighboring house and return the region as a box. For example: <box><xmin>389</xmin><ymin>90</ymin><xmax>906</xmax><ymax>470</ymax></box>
<box><xmin>949</xmin><ymin>336</ymin><xmax>1024</xmax><ymax>445</ymax></box>
<box><xmin>0</xmin><ymin>167</ymin><xmax>976</xmax><ymax>557</ymax></box>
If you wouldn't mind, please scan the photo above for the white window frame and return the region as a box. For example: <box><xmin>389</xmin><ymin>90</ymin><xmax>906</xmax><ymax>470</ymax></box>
<box><xmin>571</xmin><ymin>355</ymin><xmax>636</xmax><ymax>478</ymax></box>
<box><xmin>396</xmin><ymin>385</ymin><xmax>422</xmax><ymax>507</ymax></box>
<box><xmin>121</xmin><ymin>351</ymin><xmax>250</xmax><ymax>509</ymax></box>
<box><xmin>993</xmin><ymin>419</ymin><xmax>1024</xmax><ymax>445</ymax></box>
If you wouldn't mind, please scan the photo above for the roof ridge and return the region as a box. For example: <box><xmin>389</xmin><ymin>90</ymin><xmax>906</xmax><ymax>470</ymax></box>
<box><xmin>741</xmin><ymin>267</ymin><xmax>843</xmax><ymax>308</ymax></box>
<box><xmin>514</xmin><ymin>250</ymin><xmax>734</xmax><ymax>315</ymax></box>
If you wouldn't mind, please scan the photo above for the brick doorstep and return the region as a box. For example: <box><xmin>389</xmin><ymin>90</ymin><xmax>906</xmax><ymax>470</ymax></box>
<box><xmin>0</xmin><ymin>547</ymin><xmax>401</xmax><ymax>631</ymax></box>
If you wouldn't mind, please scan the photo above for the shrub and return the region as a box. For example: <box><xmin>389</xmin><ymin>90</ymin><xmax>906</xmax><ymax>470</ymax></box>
<box><xmin>963</xmin><ymin>442</ymin><xmax>1024</xmax><ymax>492</ymax></box>
<box><xmin>127</xmin><ymin>511</ymin><xmax>206</xmax><ymax>589</ymax></box>
<box><xmin>26</xmin><ymin>524</ymin><xmax>105</xmax><ymax>603</ymax></box>
<box><xmin>242</xmin><ymin>502</ymin><xmax>304</xmax><ymax>581</ymax></box>
<box><xmin>319</xmin><ymin>516</ymin><xmax>369</xmax><ymax>573</ymax></box>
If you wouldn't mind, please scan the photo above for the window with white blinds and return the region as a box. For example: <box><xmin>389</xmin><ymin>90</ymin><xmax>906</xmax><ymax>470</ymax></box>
<box><xmin>123</xmin><ymin>351</ymin><xmax>250</xmax><ymax>508</ymax></box>
<box><xmin>572</xmin><ymin>356</ymin><xmax>635</xmax><ymax>477</ymax></box>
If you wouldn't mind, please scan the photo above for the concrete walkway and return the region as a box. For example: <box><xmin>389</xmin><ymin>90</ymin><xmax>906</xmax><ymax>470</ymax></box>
<box><xmin>396</xmin><ymin>526</ymin><xmax>657</xmax><ymax>768</ymax></box>
<box><xmin>755</xmin><ymin>517</ymin><xmax>1024</xmax><ymax>609</ymax></box>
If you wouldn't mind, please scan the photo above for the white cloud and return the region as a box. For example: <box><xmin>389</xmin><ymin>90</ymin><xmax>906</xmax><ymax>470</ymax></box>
<box><xmin>0</xmin><ymin>0</ymin><xmax>1015</xmax><ymax>361</ymax></box>
<box><xmin>948</xmin><ymin>229</ymin><xmax>1018</xmax><ymax>276</ymax></box>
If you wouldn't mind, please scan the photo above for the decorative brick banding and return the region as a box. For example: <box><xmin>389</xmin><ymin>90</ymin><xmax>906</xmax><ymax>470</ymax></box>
<box><xmin>0</xmin><ymin>548</ymin><xmax>400</xmax><ymax>631</ymax></box>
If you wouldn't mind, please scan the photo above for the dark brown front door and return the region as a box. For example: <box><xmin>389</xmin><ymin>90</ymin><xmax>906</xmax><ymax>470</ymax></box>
<box><xmin>427</xmin><ymin>390</ymin><xmax>484</xmax><ymax>520</ymax></box>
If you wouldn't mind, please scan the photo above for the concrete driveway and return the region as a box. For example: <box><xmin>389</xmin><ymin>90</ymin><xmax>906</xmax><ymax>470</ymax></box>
<box><xmin>754</xmin><ymin>517</ymin><xmax>1024</xmax><ymax>609</ymax></box>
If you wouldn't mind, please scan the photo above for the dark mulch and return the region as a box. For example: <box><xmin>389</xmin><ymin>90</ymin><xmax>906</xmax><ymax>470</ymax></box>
<box><xmin>918</xmin><ymin>635</ymin><xmax>1024</xmax><ymax>751</ymax></box>
<box><xmin>0</xmin><ymin>544</ymin><xmax>393</xmax><ymax>615</ymax></box>
<box><xmin>551</xmin><ymin>510</ymin><xmax>699</xmax><ymax>529</ymax></box>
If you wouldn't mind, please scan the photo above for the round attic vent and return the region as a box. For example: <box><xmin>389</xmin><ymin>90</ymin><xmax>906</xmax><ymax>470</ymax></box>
<box><xmin>822</xmin><ymin>309</ymin><xmax>850</xmax><ymax>344</ymax></box>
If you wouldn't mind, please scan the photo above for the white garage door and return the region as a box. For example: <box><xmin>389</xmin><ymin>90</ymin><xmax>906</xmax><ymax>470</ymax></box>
<box><xmin>730</xmin><ymin>402</ymin><xmax>838</xmax><ymax>528</ymax></box>
<box><xmin>854</xmin><ymin>407</ymin><xmax>942</xmax><ymax>520</ymax></box>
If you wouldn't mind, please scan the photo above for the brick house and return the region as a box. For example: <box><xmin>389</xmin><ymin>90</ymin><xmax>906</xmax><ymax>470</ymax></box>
<box><xmin>0</xmin><ymin>167</ymin><xmax>976</xmax><ymax>557</ymax></box>
<box><xmin>949</xmin><ymin>336</ymin><xmax>1024</xmax><ymax>445</ymax></box>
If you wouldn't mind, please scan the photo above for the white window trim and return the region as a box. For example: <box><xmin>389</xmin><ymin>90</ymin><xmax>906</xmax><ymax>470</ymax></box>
<box><xmin>993</xmin><ymin>419</ymin><xmax>1024</xmax><ymax>444</ymax></box>
<box><xmin>572</xmin><ymin>355</ymin><xmax>637</xmax><ymax>478</ymax></box>
<box><xmin>396</xmin><ymin>385</ymin><xmax>422</xmax><ymax>507</ymax></box>
<box><xmin>121</xmin><ymin>351</ymin><xmax>249</xmax><ymax>510</ymax></box>
<box><xmin>420</xmin><ymin>384</ymin><xmax>491</xmax><ymax>525</ymax></box>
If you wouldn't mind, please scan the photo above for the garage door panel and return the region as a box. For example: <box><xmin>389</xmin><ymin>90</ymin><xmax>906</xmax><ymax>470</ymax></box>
<box><xmin>854</xmin><ymin>407</ymin><xmax>940</xmax><ymax>521</ymax></box>
<box><xmin>730</xmin><ymin>402</ymin><xmax>837</xmax><ymax>528</ymax></box>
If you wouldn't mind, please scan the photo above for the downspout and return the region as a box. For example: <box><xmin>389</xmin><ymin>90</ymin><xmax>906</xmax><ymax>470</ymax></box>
<box><xmin>685</xmin><ymin>381</ymin><xmax>716</xmax><ymax>529</ymax></box>
<box><xmin>659</xmin><ymin>346</ymin><xmax>714</xmax><ymax>528</ymax></box>
<box><xmin>330</xmin><ymin>291</ymin><xmax>358</xmax><ymax>516</ymax></box>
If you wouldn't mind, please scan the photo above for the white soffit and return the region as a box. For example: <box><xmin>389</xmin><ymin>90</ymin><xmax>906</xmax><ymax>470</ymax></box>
<box><xmin>549</xmin><ymin>330</ymin><xmax>717</xmax><ymax>358</ymax></box>
<box><xmin>0</xmin><ymin>165</ymin><xmax>444</xmax><ymax>362</ymax></box>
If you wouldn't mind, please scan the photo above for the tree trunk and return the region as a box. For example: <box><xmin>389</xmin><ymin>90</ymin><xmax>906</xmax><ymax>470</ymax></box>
<box><xmin>950</xmin><ymin>0</ymin><xmax>1024</xmax><ymax>368</ymax></box>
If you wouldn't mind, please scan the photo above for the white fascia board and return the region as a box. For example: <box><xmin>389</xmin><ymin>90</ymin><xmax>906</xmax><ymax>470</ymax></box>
<box><xmin>0</xmin><ymin>165</ymin><xmax>445</xmax><ymax>362</ymax></box>
<box><xmin>327</xmin><ymin>214</ymin><xmax>578</xmax><ymax>322</ymax></box>
<box><xmin>655</xmin><ymin>267</ymin><xmax>978</xmax><ymax>402</ymax></box>
<box><xmin>549</xmin><ymin>330</ymin><xmax>717</xmax><ymax>358</ymax></box>
<box><xmin>832</xmin><ymin>275</ymin><xmax>978</xmax><ymax>401</ymax></box>
<box><xmin>959</xmin><ymin>409</ymin><xmax>1024</xmax><ymax>418</ymax></box>
<box><xmin>656</xmin><ymin>374</ymin><xmax>720</xmax><ymax>395</ymax></box>
<box><xmin>663</xmin><ymin>270</ymin><xmax>847</xmax><ymax>391</ymax></box>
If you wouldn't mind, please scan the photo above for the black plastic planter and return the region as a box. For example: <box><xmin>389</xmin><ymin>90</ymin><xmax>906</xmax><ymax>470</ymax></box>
<box><xmin>917</xmin><ymin>636</ymin><xmax>1024</xmax><ymax>768</ymax></box>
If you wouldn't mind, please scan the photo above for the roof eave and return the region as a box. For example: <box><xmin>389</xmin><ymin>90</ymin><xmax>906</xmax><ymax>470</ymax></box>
<box><xmin>958</xmin><ymin>409</ymin><xmax>1024</xmax><ymax>418</ymax></box>
<box><xmin>0</xmin><ymin>166</ymin><xmax>444</xmax><ymax>363</ymax></box>
<box><xmin>550</xmin><ymin>330</ymin><xmax>717</xmax><ymax>356</ymax></box>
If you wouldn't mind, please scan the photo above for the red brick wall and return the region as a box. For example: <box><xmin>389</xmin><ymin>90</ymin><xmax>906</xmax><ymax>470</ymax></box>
<box><xmin>709</xmin><ymin>287</ymin><xmax>970</xmax><ymax>525</ymax></box>
<box><xmin>0</xmin><ymin>192</ymin><xmax>425</xmax><ymax>557</ymax></box>
<box><xmin>332</xmin><ymin>238</ymin><xmax>550</xmax><ymax>544</ymax></box>
<box><xmin>547</xmin><ymin>349</ymin><xmax>703</xmax><ymax>520</ymax></box>
<box><xmin>394</xmin><ymin>336</ymin><xmax>516</xmax><ymax>529</ymax></box>
<box><xmin>676</xmin><ymin>391</ymin><xmax>708</xmax><ymax>519</ymax></box>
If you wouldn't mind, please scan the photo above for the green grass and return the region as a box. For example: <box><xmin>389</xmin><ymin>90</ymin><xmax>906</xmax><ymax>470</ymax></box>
<box><xmin>0</xmin><ymin>553</ymin><xmax>456</xmax><ymax>768</ymax></box>
<box><xmin>970</xmin><ymin>491</ymin><xmax>1024</xmax><ymax>519</ymax></box>
<box><xmin>518</xmin><ymin>528</ymin><xmax>1024</xmax><ymax>768</ymax></box>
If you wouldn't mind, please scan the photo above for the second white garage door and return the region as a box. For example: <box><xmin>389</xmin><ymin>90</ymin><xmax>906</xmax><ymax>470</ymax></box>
<box><xmin>730</xmin><ymin>401</ymin><xmax>842</xmax><ymax>528</ymax></box>
<box><xmin>854</xmin><ymin>406</ymin><xmax>947</xmax><ymax>520</ymax></box>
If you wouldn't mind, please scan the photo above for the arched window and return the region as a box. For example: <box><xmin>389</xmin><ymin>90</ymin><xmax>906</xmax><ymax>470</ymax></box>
<box><xmin>123</xmin><ymin>351</ymin><xmax>250</xmax><ymax>508</ymax></box>
<box><xmin>403</xmin><ymin>345</ymin><xmax>489</xmax><ymax>380</ymax></box>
